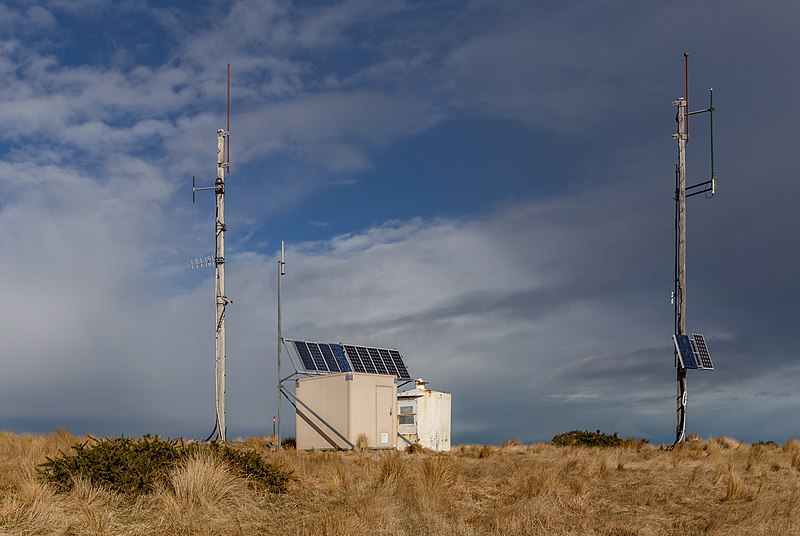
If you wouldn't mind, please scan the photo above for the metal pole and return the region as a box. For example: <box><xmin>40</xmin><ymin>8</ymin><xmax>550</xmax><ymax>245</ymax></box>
<box><xmin>277</xmin><ymin>241</ymin><xmax>285</xmax><ymax>446</ymax></box>
<box><xmin>215</xmin><ymin>128</ymin><xmax>228</xmax><ymax>442</ymax></box>
<box><xmin>673</xmin><ymin>97</ymin><xmax>688</xmax><ymax>444</ymax></box>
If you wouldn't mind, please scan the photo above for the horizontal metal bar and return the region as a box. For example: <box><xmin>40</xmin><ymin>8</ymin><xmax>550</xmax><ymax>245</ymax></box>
<box><xmin>192</xmin><ymin>186</ymin><xmax>216</xmax><ymax>191</ymax></box>
<box><xmin>687</xmin><ymin>179</ymin><xmax>714</xmax><ymax>190</ymax></box>
<box><xmin>687</xmin><ymin>187</ymin><xmax>714</xmax><ymax>197</ymax></box>
<box><xmin>688</xmin><ymin>108</ymin><xmax>712</xmax><ymax>116</ymax></box>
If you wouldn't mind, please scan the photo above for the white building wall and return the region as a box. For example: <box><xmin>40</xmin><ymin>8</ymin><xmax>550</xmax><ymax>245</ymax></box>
<box><xmin>397</xmin><ymin>382</ymin><xmax>451</xmax><ymax>451</ymax></box>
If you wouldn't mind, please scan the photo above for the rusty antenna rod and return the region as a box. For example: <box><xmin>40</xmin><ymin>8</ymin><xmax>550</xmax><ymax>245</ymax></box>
<box><xmin>227</xmin><ymin>63</ymin><xmax>231</xmax><ymax>174</ymax></box>
<box><xmin>684</xmin><ymin>52</ymin><xmax>689</xmax><ymax>141</ymax></box>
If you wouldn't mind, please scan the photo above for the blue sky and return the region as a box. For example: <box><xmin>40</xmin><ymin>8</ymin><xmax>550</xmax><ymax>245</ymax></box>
<box><xmin>1</xmin><ymin>0</ymin><xmax>799</xmax><ymax>445</ymax></box>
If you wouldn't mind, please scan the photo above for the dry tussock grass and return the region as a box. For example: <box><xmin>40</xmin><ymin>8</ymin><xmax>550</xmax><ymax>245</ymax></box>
<box><xmin>3</xmin><ymin>432</ymin><xmax>800</xmax><ymax>535</ymax></box>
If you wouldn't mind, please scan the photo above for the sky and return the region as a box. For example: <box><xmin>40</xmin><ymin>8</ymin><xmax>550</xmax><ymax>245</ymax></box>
<box><xmin>1</xmin><ymin>0</ymin><xmax>798</xmax><ymax>446</ymax></box>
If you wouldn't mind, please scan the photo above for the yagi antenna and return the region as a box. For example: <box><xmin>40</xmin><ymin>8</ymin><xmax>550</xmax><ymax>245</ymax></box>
<box><xmin>669</xmin><ymin>53</ymin><xmax>719</xmax><ymax>447</ymax></box>
<box><xmin>191</xmin><ymin>64</ymin><xmax>232</xmax><ymax>443</ymax></box>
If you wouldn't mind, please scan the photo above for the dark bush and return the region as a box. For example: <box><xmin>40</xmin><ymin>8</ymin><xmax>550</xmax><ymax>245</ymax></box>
<box><xmin>37</xmin><ymin>435</ymin><xmax>294</xmax><ymax>495</ymax></box>
<box><xmin>752</xmin><ymin>440</ymin><xmax>778</xmax><ymax>448</ymax></box>
<box><xmin>281</xmin><ymin>436</ymin><xmax>296</xmax><ymax>449</ymax></box>
<box><xmin>551</xmin><ymin>429</ymin><xmax>624</xmax><ymax>448</ymax></box>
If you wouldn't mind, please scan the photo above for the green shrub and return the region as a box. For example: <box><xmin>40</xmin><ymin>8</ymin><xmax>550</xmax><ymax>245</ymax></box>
<box><xmin>551</xmin><ymin>429</ymin><xmax>624</xmax><ymax>448</ymax></box>
<box><xmin>37</xmin><ymin>435</ymin><xmax>294</xmax><ymax>495</ymax></box>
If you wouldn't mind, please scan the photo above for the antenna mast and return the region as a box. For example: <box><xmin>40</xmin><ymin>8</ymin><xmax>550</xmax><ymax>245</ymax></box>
<box><xmin>277</xmin><ymin>241</ymin><xmax>285</xmax><ymax>446</ymax></box>
<box><xmin>192</xmin><ymin>64</ymin><xmax>232</xmax><ymax>442</ymax></box>
<box><xmin>671</xmin><ymin>53</ymin><xmax>717</xmax><ymax>445</ymax></box>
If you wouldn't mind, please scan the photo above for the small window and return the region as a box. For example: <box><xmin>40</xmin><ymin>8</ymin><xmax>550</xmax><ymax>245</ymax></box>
<box><xmin>400</xmin><ymin>406</ymin><xmax>414</xmax><ymax>415</ymax></box>
<box><xmin>399</xmin><ymin>415</ymin><xmax>414</xmax><ymax>425</ymax></box>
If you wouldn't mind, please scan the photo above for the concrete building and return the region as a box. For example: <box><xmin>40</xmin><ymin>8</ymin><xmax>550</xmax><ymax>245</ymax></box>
<box><xmin>397</xmin><ymin>379</ymin><xmax>451</xmax><ymax>451</ymax></box>
<box><xmin>295</xmin><ymin>372</ymin><xmax>397</xmax><ymax>450</ymax></box>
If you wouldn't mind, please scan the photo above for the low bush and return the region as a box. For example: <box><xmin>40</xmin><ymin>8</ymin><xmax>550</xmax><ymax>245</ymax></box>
<box><xmin>37</xmin><ymin>435</ymin><xmax>293</xmax><ymax>495</ymax></box>
<box><xmin>551</xmin><ymin>429</ymin><xmax>623</xmax><ymax>448</ymax></box>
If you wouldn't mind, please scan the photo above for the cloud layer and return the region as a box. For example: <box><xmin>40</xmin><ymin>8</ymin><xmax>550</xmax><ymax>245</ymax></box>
<box><xmin>0</xmin><ymin>0</ymin><xmax>798</xmax><ymax>444</ymax></box>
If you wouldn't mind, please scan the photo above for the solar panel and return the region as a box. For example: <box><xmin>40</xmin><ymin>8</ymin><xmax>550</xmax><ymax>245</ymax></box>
<box><xmin>318</xmin><ymin>343</ymin><xmax>340</xmax><ymax>372</ymax></box>
<box><xmin>308</xmin><ymin>343</ymin><xmax>329</xmax><ymax>371</ymax></box>
<box><xmin>368</xmin><ymin>347</ymin><xmax>388</xmax><ymax>375</ymax></box>
<box><xmin>378</xmin><ymin>348</ymin><xmax>398</xmax><ymax>377</ymax></box>
<box><xmin>692</xmin><ymin>334</ymin><xmax>714</xmax><ymax>370</ymax></box>
<box><xmin>293</xmin><ymin>341</ymin><xmax>317</xmax><ymax>371</ymax></box>
<box><xmin>388</xmin><ymin>350</ymin><xmax>410</xmax><ymax>379</ymax></box>
<box><xmin>330</xmin><ymin>344</ymin><xmax>352</xmax><ymax>372</ymax></box>
<box><xmin>288</xmin><ymin>339</ymin><xmax>411</xmax><ymax>380</ymax></box>
<box><xmin>344</xmin><ymin>344</ymin><xmax>366</xmax><ymax>373</ymax></box>
<box><xmin>355</xmin><ymin>346</ymin><xmax>377</xmax><ymax>374</ymax></box>
<box><xmin>673</xmin><ymin>334</ymin><xmax>699</xmax><ymax>369</ymax></box>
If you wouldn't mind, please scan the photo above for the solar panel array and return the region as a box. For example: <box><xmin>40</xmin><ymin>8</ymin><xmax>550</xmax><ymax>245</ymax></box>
<box><xmin>289</xmin><ymin>340</ymin><xmax>411</xmax><ymax>380</ymax></box>
<box><xmin>692</xmin><ymin>333</ymin><xmax>714</xmax><ymax>370</ymax></box>
<box><xmin>673</xmin><ymin>334</ymin><xmax>699</xmax><ymax>369</ymax></box>
<box><xmin>673</xmin><ymin>333</ymin><xmax>715</xmax><ymax>371</ymax></box>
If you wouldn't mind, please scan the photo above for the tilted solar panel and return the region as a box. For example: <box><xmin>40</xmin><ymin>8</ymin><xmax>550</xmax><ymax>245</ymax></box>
<box><xmin>318</xmin><ymin>343</ymin><xmax>342</xmax><ymax>372</ymax></box>
<box><xmin>308</xmin><ymin>342</ymin><xmax>329</xmax><ymax>371</ymax></box>
<box><xmin>344</xmin><ymin>345</ymin><xmax>366</xmax><ymax>373</ymax></box>
<box><xmin>378</xmin><ymin>348</ymin><xmax>398</xmax><ymax>377</ymax></box>
<box><xmin>692</xmin><ymin>334</ymin><xmax>714</xmax><ymax>370</ymax></box>
<box><xmin>368</xmin><ymin>347</ymin><xmax>388</xmax><ymax>375</ymax></box>
<box><xmin>293</xmin><ymin>341</ymin><xmax>317</xmax><ymax>371</ymax></box>
<box><xmin>388</xmin><ymin>350</ymin><xmax>410</xmax><ymax>379</ymax></box>
<box><xmin>673</xmin><ymin>334</ymin><xmax>699</xmax><ymax>370</ymax></box>
<box><xmin>355</xmin><ymin>346</ymin><xmax>377</xmax><ymax>374</ymax></box>
<box><xmin>330</xmin><ymin>343</ymin><xmax>352</xmax><ymax>372</ymax></box>
<box><xmin>288</xmin><ymin>339</ymin><xmax>411</xmax><ymax>380</ymax></box>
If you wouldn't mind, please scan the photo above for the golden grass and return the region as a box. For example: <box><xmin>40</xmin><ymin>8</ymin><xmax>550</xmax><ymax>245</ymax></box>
<box><xmin>2</xmin><ymin>431</ymin><xmax>800</xmax><ymax>535</ymax></box>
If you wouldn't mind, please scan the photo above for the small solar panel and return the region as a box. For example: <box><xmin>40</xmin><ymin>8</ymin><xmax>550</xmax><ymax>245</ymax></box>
<box><xmin>330</xmin><ymin>344</ymin><xmax>351</xmax><ymax>372</ymax></box>
<box><xmin>368</xmin><ymin>347</ymin><xmax>388</xmax><ymax>375</ymax></box>
<box><xmin>318</xmin><ymin>343</ymin><xmax>340</xmax><ymax>372</ymax></box>
<box><xmin>378</xmin><ymin>348</ymin><xmax>398</xmax><ymax>377</ymax></box>
<box><xmin>388</xmin><ymin>350</ymin><xmax>410</xmax><ymax>379</ymax></box>
<box><xmin>673</xmin><ymin>334</ymin><xmax>699</xmax><ymax>369</ymax></box>
<box><xmin>344</xmin><ymin>344</ymin><xmax>366</xmax><ymax>373</ymax></box>
<box><xmin>308</xmin><ymin>343</ymin><xmax>329</xmax><ymax>371</ymax></box>
<box><xmin>692</xmin><ymin>334</ymin><xmax>714</xmax><ymax>370</ymax></box>
<box><xmin>293</xmin><ymin>341</ymin><xmax>317</xmax><ymax>371</ymax></box>
<box><xmin>355</xmin><ymin>346</ymin><xmax>377</xmax><ymax>374</ymax></box>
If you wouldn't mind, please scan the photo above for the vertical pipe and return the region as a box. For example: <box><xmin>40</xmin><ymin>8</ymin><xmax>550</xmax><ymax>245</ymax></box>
<box><xmin>709</xmin><ymin>88</ymin><xmax>715</xmax><ymax>182</ymax></box>
<box><xmin>684</xmin><ymin>53</ymin><xmax>689</xmax><ymax>141</ymax></box>
<box><xmin>277</xmin><ymin>241</ymin><xmax>285</xmax><ymax>446</ymax></box>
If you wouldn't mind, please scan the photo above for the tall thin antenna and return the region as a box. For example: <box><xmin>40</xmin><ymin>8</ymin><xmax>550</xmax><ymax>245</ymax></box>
<box><xmin>192</xmin><ymin>66</ymin><xmax>232</xmax><ymax>442</ymax></box>
<box><xmin>227</xmin><ymin>63</ymin><xmax>231</xmax><ymax>174</ymax></box>
<box><xmin>277</xmin><ymin>241</ymin><xmax>285</xmax><ymax>446</ymax></box>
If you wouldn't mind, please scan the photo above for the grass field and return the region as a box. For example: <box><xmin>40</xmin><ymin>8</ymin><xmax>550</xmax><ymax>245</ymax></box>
<box><xmin>2</xmin><ymin>430</ymin><xmax>800</xmax><ymax>535</ymax></box>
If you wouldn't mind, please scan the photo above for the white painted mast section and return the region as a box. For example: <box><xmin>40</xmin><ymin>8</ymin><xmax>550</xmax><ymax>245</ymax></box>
<box><xmin>215</xmin><ymin>126</ymin><xmax>230</xmax><ymax>442</ymax></box>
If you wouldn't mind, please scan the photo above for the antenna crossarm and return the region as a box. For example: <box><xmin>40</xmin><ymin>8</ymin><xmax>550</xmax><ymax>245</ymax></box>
<box><xmin>687</xmin><ymin>108</ymin><xmax>712</xmax><ymax>116</ymax></box>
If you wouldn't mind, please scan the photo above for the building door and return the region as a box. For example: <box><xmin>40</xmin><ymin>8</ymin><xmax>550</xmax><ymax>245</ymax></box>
<box><xmin>376</xmin><ymin>385</ymin><xmax>394</xmax><ymax>447</ymax></box>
